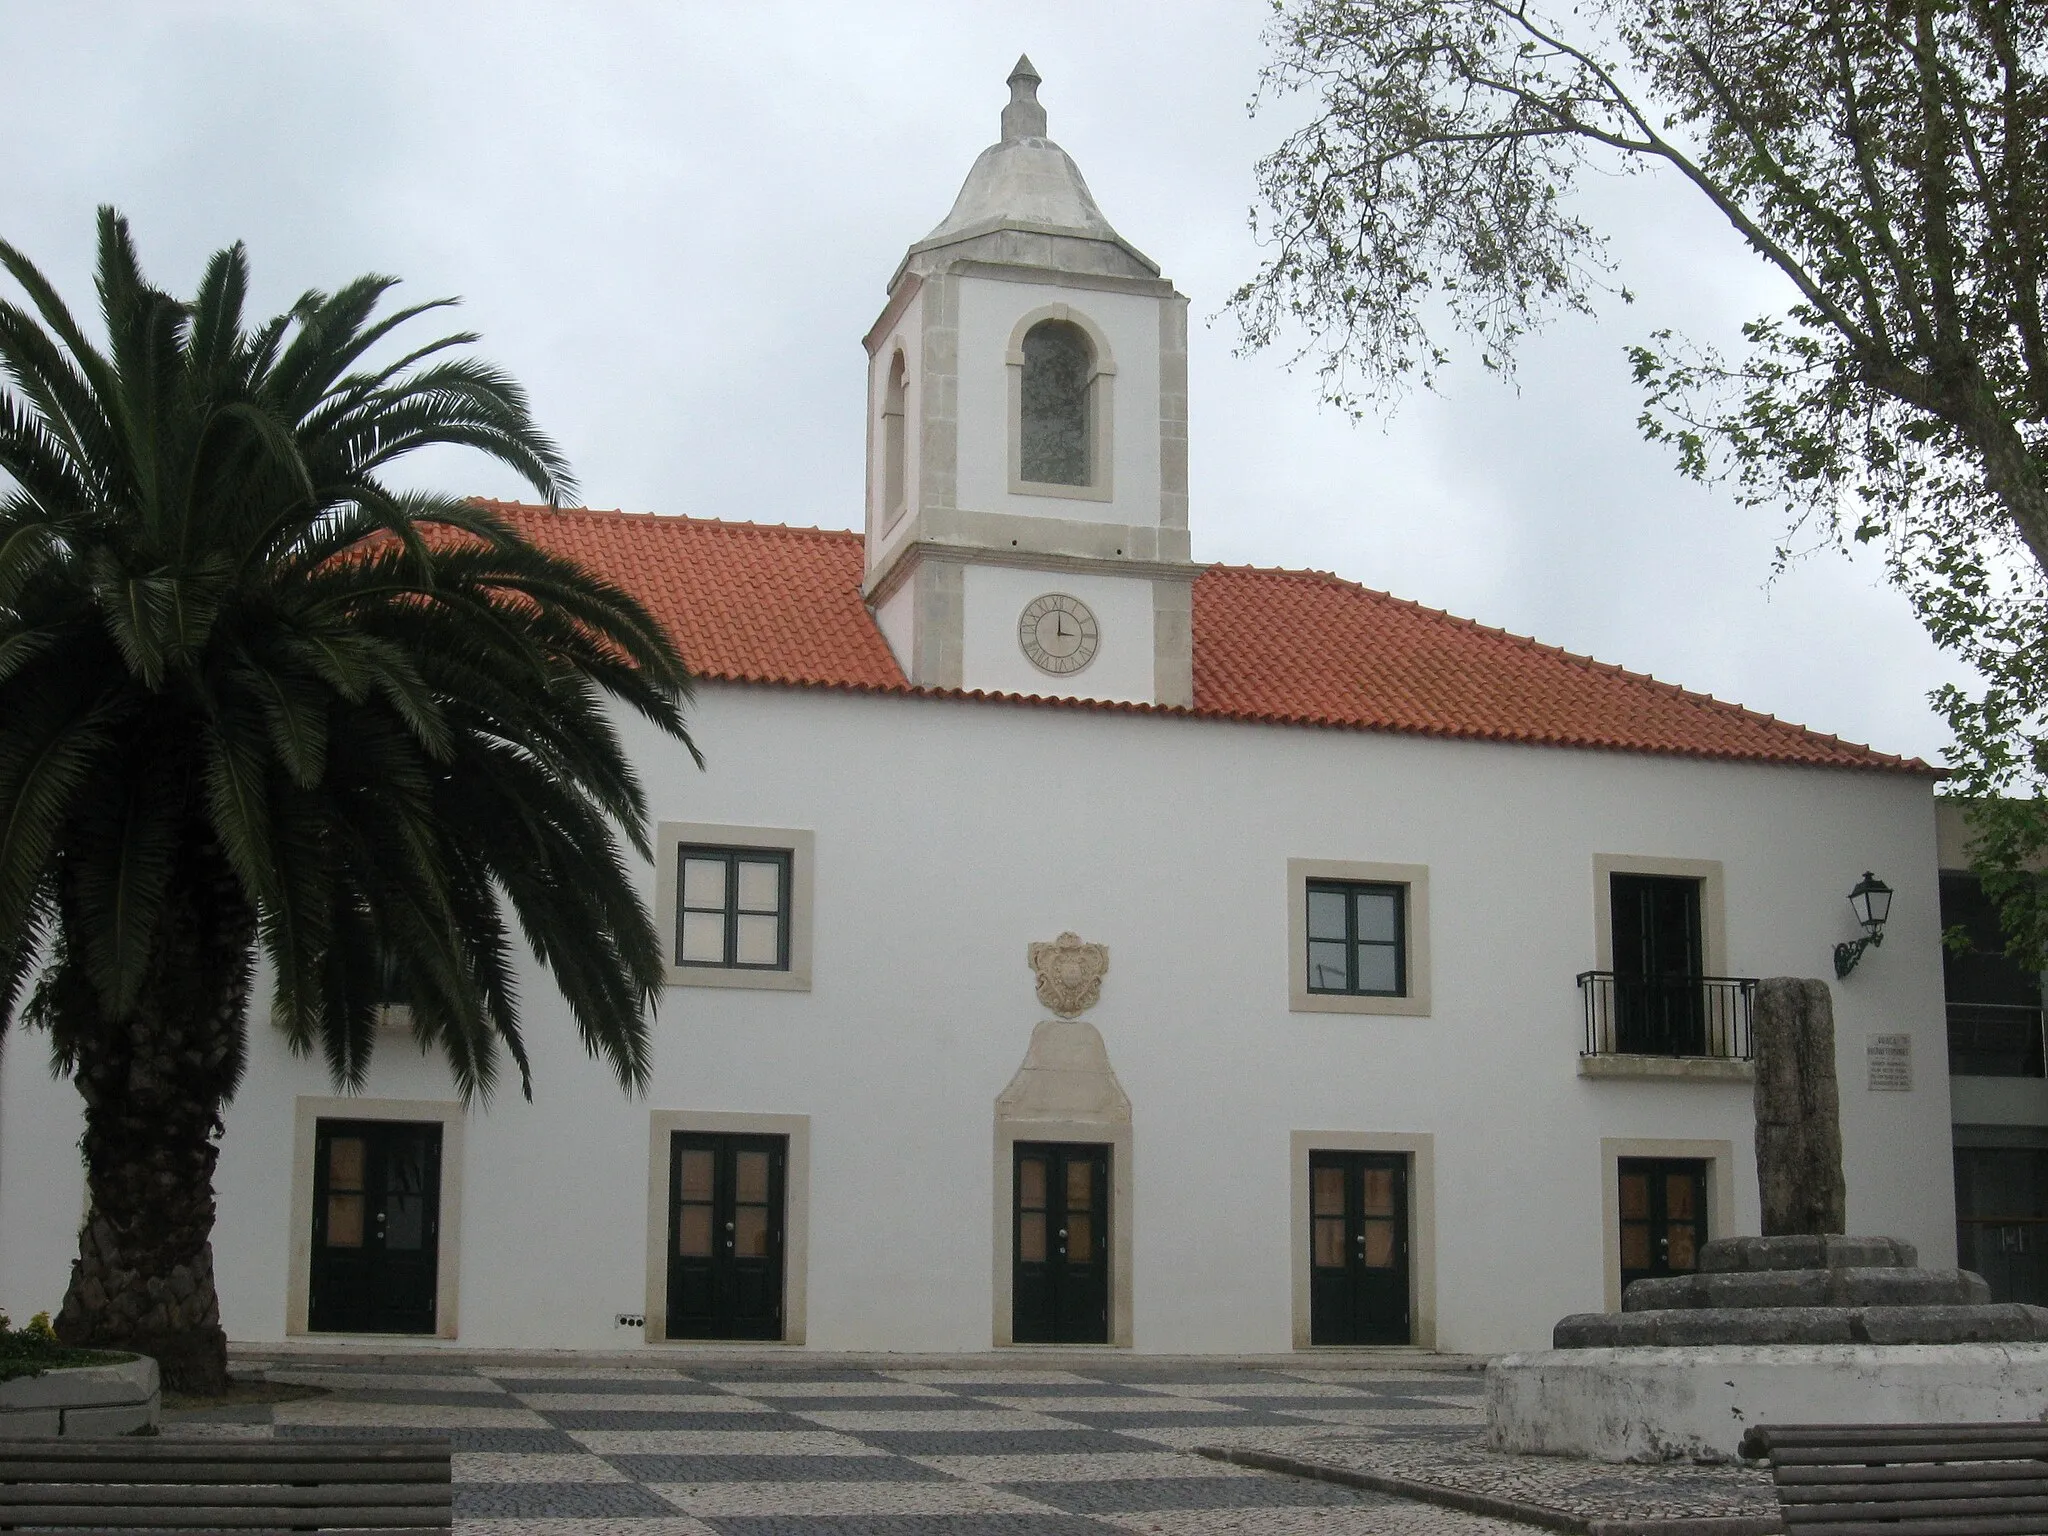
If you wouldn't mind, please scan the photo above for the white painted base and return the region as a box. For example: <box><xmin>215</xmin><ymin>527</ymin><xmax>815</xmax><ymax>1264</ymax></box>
<box><xmin>1487</xmin><ymin>1344</ymin><xmax>2048</xmax><ymax>1463</ymax></box>
<box><xmin>0</xmin><ymin>1356</ymin><xmax>159</xmax><ymax>1437</ymax></box>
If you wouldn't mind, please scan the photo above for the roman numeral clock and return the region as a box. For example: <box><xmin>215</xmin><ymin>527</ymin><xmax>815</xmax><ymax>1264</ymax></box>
<box><xmin>1018</xmin><ymin>593</ymin><xmax>1099</xmax><ymax>676</ymax></box>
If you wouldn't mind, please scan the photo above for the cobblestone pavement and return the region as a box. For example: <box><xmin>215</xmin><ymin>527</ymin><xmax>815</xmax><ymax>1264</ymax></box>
<box><xmin>169</xmin><ymin>1361</ymin><xmax>1537</xmax><ymax>1534</ymax></box>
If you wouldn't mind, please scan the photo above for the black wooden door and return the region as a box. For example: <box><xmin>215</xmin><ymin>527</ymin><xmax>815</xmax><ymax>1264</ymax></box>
<box><xmin>1619</xmin><ymin>1157</ymin><xmax>1708</xmax><ymax>1294</ymax></box>
<box><xmin>1611</xmin><ymin>873</ymin><xmax>1706</xmax><ymax>1054</ymax></box>
<box><xmin>1013</xmin><ymin>1142</ymin><xmax>1110</xmax><ymax>1344</ymax></box>
<box><xmin>666</xmin><ymin>1133</ymin><xmax>786</xmax><ymax>1340</ymax></box>
<box><xmin>1309</xmin><ymin>1151</ymin><xmax>1411</xmax><ymax>1344</ymax></box>
<box><xmin>309</xmin><ymin>1120</ymin><xmax>441</xmax><ymax>1334</ymax></box>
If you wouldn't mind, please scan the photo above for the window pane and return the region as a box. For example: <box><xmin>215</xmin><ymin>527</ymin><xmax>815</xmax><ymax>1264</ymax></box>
<box><xmin>1019</xmin><ymin>1212</ymin><xmax>1047</xmax><ymax>1263</ymax></box>
<box><xmin>1307</xmin><ymin>888</ymin><xmax>1348</xmax><ymax>941</ymax></box>
<box><xmin>1619</xmin><ymin>1173</ymin><xmax>1650</xmax><ymax>1219</ymax></box>
<box><xmin>1355</xmin><ymin>942</ymin><xmax>1400</xmax><ymax>995</ymax></box>
<box><xmin>1312</xmin><ymin>1166</ymin><xmax>1345</xmax><ymax>1216</ymax></box>
<box><xmin>680</xmin><ymin>912</ymin><xmax>725</xmax><ymax>964</ymax></box>
<box><xmin>1668</xmin><ymin>1225</ymin><xmax>1697</xmax><ymax>1271</ymax></box>
<box><xmin>326</xmin><ymin>1194</ymin><xmax>364</xmax><ymax>1248</ymax></box>
<box><xmin>735</xmin><ymin>1206</ymin><xmax>769</xmax><ymax>1258</ymax></box>
<box><xmin>1361</xmin><ymin>1166</ymin><xmax>1396</xmax><ymax>1217</ymax></box>
<box><xmin>1314</xmin><ymin>1217</ymin><xmax>1346</xmax><ymax>1268</ymax></box>
<box><xmin>328</xmin><ymin>1137</ymin><xmax>365</xmax><ymax>1191</ymax></box>
<box><xmin>735</xmin><ymin>1150</ymin><xmax>770</xmax><ymax>1205</ymax></box>
<box><xmin>1363</xmin><ymin>1219</ymin><xmax>1396</xmax><ymax>1268</ymax></box>
<box><xmin>1621</xmin><ymin>1224</ymin><xmax>1652</xmax><ymax>1270</ymax></box>
<box><xmin>1665</xmin><ymin>1174</ymin><xmax>1697</xmax><ymax>1220</ymax></box>
<box><xmin>1308</xmin><ymin>941</ymin><xmax>1350</xmax><ymax>992</ymax></box>
<box><xmin>679</xmin><ymin>1149</ymin><xmax>714</xmax><ymax>1203</ymax></box>
<box><xmin>682</xmin><ymin>857</ymin><xmax>727</xmax><ymax>910</ymax></box>
<box><xmin>384</xmin><ymin>1194</ymin><xmax>425</xmax><ymax>1252</ymax></box>
<box><xmin>735</xmin><ymin>914</ymin><xmax>781</xmax><ymax>967</ymax></box>
<box><xmin>1066</xmin><ymin>1213</ymin><xmax>1092</xmax><ymax>1263</ymax></box>
<box><xmin>1355</xmin><ymin>889</ymin><xmax>1401</xmax><ymax>943</ymax></box>
<box><xmin>677</xmin><ymin>1204</ymin><xmax>713</xmax><ymax>1257</ymax></box>
<box><xmin>736</xmin><ymin>859</ymin><xmax>781</xmax><ymax>913</ymax></box>
<box><xmin>1066</xmin><ymin>1159</ymin><xmax>1093</xmax><ymax>1211</ymax></box>
<box><xmin>1019</xmin><ymin>1158</ymin><xmax>1047</xmax><ymax>1209</ymax></box>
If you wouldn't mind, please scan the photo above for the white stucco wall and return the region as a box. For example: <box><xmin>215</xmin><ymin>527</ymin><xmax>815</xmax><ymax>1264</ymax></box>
<box><xmin>954</xmin><ymin>278</ymin><xmax>1161</xmax><ymax>526</ymax></box>
<box><xmin>0</xmin><ymin>683</ymin><xmax>1952</xmax><ymax>1357</ymax></box>
<box><xmin>960</xmin><ymin>564</ymin><xmax>1156</xmax><ymax>701</ymax></box>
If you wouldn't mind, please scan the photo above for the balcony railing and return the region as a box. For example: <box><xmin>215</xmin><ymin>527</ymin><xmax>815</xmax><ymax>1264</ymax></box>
<box><xmin>1948</xmin><ymin>1002</ymin><xmax>2046</xmax><ymax>1078</ymax></box>
<box><xmin>1578</xmin><ymin>971</ymin><xmax>1757</xmax><ymax>1060</ymax></box>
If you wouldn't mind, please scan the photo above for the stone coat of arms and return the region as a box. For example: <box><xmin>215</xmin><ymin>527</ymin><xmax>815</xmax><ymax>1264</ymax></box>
<box><xmin>1029</xmin><ymin>932</ymin><xmax>1109</xmax><ymax>1018</ymax></box>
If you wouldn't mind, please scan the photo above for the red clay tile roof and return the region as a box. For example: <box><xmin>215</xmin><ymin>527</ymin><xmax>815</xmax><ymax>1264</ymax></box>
<box><xmin>479</xmin><ymin>501</ymin><xmax>1934</xmax><ymax>775</ymax></box>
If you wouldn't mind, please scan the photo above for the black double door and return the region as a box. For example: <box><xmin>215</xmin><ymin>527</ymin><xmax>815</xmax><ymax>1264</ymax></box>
<box><xmin>1013</xmin><ymin>1142</ymin><xmax>1110</xmax><ymax>1344</ymax></box>
<box><xmin>1611</xmin><ymin>873</ymin><xmax>1707</xmax><ymax>1055</ymax></box>
<box><xmin>1309</xmin><ymin>1151</ymin><xmax>1412</xmax><ymax>1345</ymax></box>
<box><xmin>667</xmin><ymin>1133</ymin><xmax>787</xmax><ymax>1340</ymax></box>
<box><xmin>1619</xmin><ymin>1157</ymin><xmax>1708</xmax><ymax>1294</ymax></box>
<box><xmin>309</xmin><ymin>1120</ymin><xmax>442</xmax><ymax>1334</ymax></box>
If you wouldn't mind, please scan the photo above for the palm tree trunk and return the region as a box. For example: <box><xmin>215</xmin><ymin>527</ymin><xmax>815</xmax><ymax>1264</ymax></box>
<box><xmin>52</xmin><ymin>840</ymin><xmax>253</xmax><ymax>1396</ymax></box>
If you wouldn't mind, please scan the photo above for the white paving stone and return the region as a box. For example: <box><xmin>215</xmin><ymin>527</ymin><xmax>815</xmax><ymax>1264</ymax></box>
<box><xmin>648</xmin><ymin>1479</ymin><xmax>1060</xmax><ymax>1516</ymax></box>
<box><xmin>791</xmin><ymin>1406</ymin><xmax>1082</xmax><ymax>1432</ymax></box>
<box><xmin>883</xmin><ymin>1368</ymin><xmax>1098</xmax><ymax>1385</ymax></box>
<box><xmin>453</xmin><ymin>1452</ymin><xmax>630</xmax><ymax>1483</ymax></box>
<box><xmin>457</xmin><ymin>1520</ymin><xmax>718</xmax><ymax>1536</ymax></box>
<box><xmin>975</xmin><ymin>1394</ymin><xmax>1241</xmax><ymax>1414</ymax></box>
<box><xmin>517</xmin><ymin>1392</ymin><xmax>772</xmax><ymax>1413</ymax></box>
<box><xmin>916</xmin><ymin>1451</ymin><xmax>1265</xmax><ymax>1482</ymax></box>
<box><xmin>1097</xmin><ymin>1506</ymin><xmax>1535</xmax><ymax>1535</ymax></box>
<box><xmin>273</xmin><ymin>1400</ymin><xmax>548</xmax><ymax>1428</ymax></box>
<box><xmin>713</xmin><ymin>1378</ymin><xmax>955</xmax><ymax>1397</ymax></box>
<box><xmin>1143</xmin><ymin>1382</ymin><xmax>1378</xmax><ymax>1399</ymax></box>
<box><xmin>266</xmin><ymin>1370</ymin><xmax>504</xmax><ymax>1394</ymax></box>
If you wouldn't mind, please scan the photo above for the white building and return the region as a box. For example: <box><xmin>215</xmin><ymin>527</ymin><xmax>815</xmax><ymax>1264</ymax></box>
<box><xmin>0</xmin><ymin>60</ymin><xmax>1955</xmax><ymax>1357</ymax></box>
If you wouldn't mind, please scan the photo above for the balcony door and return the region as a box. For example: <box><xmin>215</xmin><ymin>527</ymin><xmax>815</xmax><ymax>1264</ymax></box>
<box><xmin>309</xmin><ymin>1119</ymin><xmax>441</xmax><ymax>1335</ymax></box>
<box><xmin>1308</xmin><ymin>1151</ymin><xmax>1412</xmax><ymax>1345</ymax></box>
<box><xmin>1956</xmin><ymin>1146</ymin><xmax>2048</xmax><ymax>1306</ymax></box>
<box><xmin>666</xmin><ymin>1133</ymin><xmax>786</xmax><ymax>1340</ymax></box>
<box><xmin>1611</xmin><ymin>873</ymin><xmax>1706</xmax><ymax>1055</ymax></box>
<box><xmin>1013</xmin><ymin>1142</ymin><xmax>1110</xmax><ymax>1344</ymax></box>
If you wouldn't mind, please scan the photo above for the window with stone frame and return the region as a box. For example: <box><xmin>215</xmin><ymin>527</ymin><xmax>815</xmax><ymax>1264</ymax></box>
<box><xmin>1306</xmin><ymin>879</ymin><xmax>1409</xmax><ymax>997</ymax></box>
<box><xmin>675</xmin><ymin>846</ymin><xmax>793</xmax><ymax>971</ymax></box>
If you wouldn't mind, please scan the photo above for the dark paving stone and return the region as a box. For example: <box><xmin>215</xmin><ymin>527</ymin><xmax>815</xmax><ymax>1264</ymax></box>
<box><xmin>274</xmin><ymin>1423</ymin><xmax>582</xmax><ymax>1454</ymax></box>
<box><xmin>703</xmin><ymin>1366</ymin><xmax>895</xmax><ymax>1382</ymax></box>
<box><xmin>1067</xmin><ymin>1367</ymin><xmax>1306</xmax><ymax>1385</ymax></box>
<box><xmin>162</xmin><ymin>1405</ymin><xmax>276</xmax><ymax>1424</ymax></box>
<box><xmin>542</xmin><ymin>1408</ymin><xmax>813</xmax><ymax>1431</ymax></box>
<box><xmin>953</xmin><ymin>1381</ymin><xmax>1163</xmax><ymax>1399</ymax></box>
<box><xmin>497</xmin><ymin>1375</ymin><xmax>728</xmax><ymax>1395</ymax></box>
<box><xmin>768</xmin><ymin>1395</ymin><xmax>1001</xmax><ymax>1412</ymax></box>
<box><xmin>701</xmin><ymin>1517</ymin><xmax>1116</xmax><ymax>1535</ymax></box>
<box><xmin>608</xmin><ymin>1453</ymin><xmax>951</xmax><ymax>1483</ymax></box>
<box><xmin>846</xmin><ymin>1428</ymin><xmax>1154</xmax><ymax>1457</ymax></box>
<box><xmin>1040</xmin><ymin>1408</ymin><xmax>1312</xmax><ymax>1429</ymax></box>
<box><xmin>1005</xmin><ymin>1474</ymin><xmax>1389</xmax><ymax>1513</ymax></box>
<box><xmin>456</xmin><ymin>1481</ymin><xmax>683</xmax><ymax>1516</ymax></box>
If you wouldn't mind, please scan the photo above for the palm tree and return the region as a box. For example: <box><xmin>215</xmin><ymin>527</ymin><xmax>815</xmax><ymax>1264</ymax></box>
<box><xmin>0</xmin><ymin>210</ymin><xmax>696</xmax><ymax>1392</ymax></box>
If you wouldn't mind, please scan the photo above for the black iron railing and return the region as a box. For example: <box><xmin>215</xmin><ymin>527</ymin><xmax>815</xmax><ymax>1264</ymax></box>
<box><xmin>1948</xmin><ymin>1002</ymin><xmax>2047</xmax><ymax>1078</ymax></box>
<box><xmin>1578</xmin><ymin>971</ymin><xmax>1757</xmax><ymax>1060</ymax></box>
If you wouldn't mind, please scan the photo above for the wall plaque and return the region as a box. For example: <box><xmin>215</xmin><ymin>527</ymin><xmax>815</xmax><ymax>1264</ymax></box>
<box><xmin>1866</xmin><ymin>1032</ymin><xmax>1912</xmax><ymax>1091</ymax></box>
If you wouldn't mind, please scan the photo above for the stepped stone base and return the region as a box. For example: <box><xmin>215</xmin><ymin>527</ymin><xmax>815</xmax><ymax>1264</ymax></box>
<box><xmin>1700</xmin><ymin>1235</ymin><xmax>1916</xmax><ymax>1271</ymax></box>
<box><xmin>1487</xmin><ymin>1343</ymin><xmax>2048</xmax><ymax>1463</ymax></box>
<box><xmin>1624</xmin><ymin>1265</ymin><xmax>1988</xmax><ymax>1312</ymax></box>
<box><xmin>1556</xmin><ymin>1301</ymin><xmax>2048</xmax><ymax>1347</ymax></box>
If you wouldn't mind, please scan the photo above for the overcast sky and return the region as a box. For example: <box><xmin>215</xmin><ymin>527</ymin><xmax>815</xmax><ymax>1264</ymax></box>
<box><xmin>2</xmin><ymin>0</ymin><xmax>1976</xmax><ymax>767</ymax></box>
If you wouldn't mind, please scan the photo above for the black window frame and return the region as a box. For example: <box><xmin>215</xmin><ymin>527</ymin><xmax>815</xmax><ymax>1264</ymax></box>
<box><xmin>1306</xmin><ymin>879</ymin><xmax>1409</xmax><ymax>997</ymax></box>
<box><xmin>675</xmin><ymin>844</ymin><xmax>794</xmax><ymax>972</ymax></box>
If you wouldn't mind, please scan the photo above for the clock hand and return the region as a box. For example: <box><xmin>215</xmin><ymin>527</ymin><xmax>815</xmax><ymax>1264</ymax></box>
<box><xmin>1056</xmin><ymin>615</ymin><xmax>1070</xmax><ymax>639</ymax></box>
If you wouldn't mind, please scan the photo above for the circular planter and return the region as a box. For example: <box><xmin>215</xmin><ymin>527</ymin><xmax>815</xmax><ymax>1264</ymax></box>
<box><xmin>0</xmin><ymin>1355</ymin><xmax>159</xmax><ymax>1437</ymax></box>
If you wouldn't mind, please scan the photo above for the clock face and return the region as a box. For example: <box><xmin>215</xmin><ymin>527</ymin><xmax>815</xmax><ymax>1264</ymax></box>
<box><xmin>1018</xmin><ymin>593</ymin><xmax>1100</xmax><ymax>676</ymax></box>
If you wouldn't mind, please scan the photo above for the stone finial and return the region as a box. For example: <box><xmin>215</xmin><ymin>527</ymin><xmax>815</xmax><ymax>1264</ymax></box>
<box><xmin>1029</xmin><ymin>932</ymin><xmax>1108</xmax><ymax>1017</ymax></box>
<box><xmin>1002</xmin><ymin>54</ymin><xmax>1048</xmax><ymax>142</ymax></box>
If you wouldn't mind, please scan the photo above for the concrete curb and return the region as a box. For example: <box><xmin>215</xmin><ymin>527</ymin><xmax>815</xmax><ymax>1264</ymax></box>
<box><xmin>1192</xmin><ymin>1445</ymin><xmax>1784</xmax><ymax>1536</ymax></box>
<box><xmin>230</xmin><ymin>1342</ymin><xmax>1488</xmax><ymax>1373</ymax></box>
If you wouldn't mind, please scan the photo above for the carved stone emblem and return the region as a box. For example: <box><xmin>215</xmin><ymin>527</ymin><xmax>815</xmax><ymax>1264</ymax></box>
<box><xmin>1029</xmin><ymin>932</ymin><xmax>1109</xmax><ymax>1018</ymax></box>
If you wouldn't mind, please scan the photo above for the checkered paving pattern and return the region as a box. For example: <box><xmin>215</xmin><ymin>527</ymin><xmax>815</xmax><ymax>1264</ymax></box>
<box><xmin>173</xmin><ymin>1362</ymin><xmax>1532</xmax><ymax>1533</ymax></box>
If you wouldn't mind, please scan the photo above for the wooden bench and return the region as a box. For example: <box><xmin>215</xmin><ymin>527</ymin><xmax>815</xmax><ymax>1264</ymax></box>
<box><xmin>0</xmin><ymin>1436</ymin><xmax>452</xmax><ymax>1531</ymax></box>
<box><xmin>1740</xmin><ymin>1422</ymin><xmax>2048</xmax><ymax>1534</ymax></box>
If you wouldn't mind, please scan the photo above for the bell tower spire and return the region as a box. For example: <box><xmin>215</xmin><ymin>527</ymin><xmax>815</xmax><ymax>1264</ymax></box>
<box><xmin>1001</xmin><ymin>54</ymin><xmax>1047</xmax><ymax>141</ymax></box>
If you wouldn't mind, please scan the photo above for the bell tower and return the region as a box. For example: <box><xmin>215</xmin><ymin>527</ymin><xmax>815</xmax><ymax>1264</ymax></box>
<box><xmin>862</xmin><ymin>58</ymin><xmax>1195</xmax><ymax>707</ymax></box>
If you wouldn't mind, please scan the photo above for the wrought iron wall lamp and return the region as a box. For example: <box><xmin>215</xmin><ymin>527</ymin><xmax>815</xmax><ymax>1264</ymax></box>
<box><xmin>1833</xmin><ymin>871</ymin><xmax>1895</xmax><ymax>978</ymax></box>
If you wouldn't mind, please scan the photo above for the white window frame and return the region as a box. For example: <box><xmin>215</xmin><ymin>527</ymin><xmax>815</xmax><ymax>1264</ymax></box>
<box><xmin>1288</xmin><ymin>858</ymin><xmax>1431</xmax><ymax>1016</ymax></box>
<box><xmin>656</xmin><ymin>823</ymin><xmax>814</xmax><ymax>992</ymax></box>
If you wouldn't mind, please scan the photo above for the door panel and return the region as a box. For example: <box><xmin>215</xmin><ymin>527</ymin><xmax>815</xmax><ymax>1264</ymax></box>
<box><xmin>666</xmin><ymin>1133</ymin><xmax>786</xmax><ymax>1340</ymax></box>
<box><xmin>1308</xmin><ymin>1151</ymin><xmax>1412</xmax><ymax>1345</ymax></box>
<box><xmin>1013</xmin><ymin>1142</ymin><xmax>1110</xmax><ymax>1344</ymax></box>
<box><xmin>1611</xmin><ymin>874</ymin><xmax>1707</xmax><ymax>1055</ymax></box>
<box><xmin>309</xmin><ymin>1120</ymin><xmax>442</xmax><ymax>1334</ymax></box>
<box><xmin>1618</xmin><ymin>1157</ymin><xmax>1709</xmax><ymax>1295</ymax></box>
